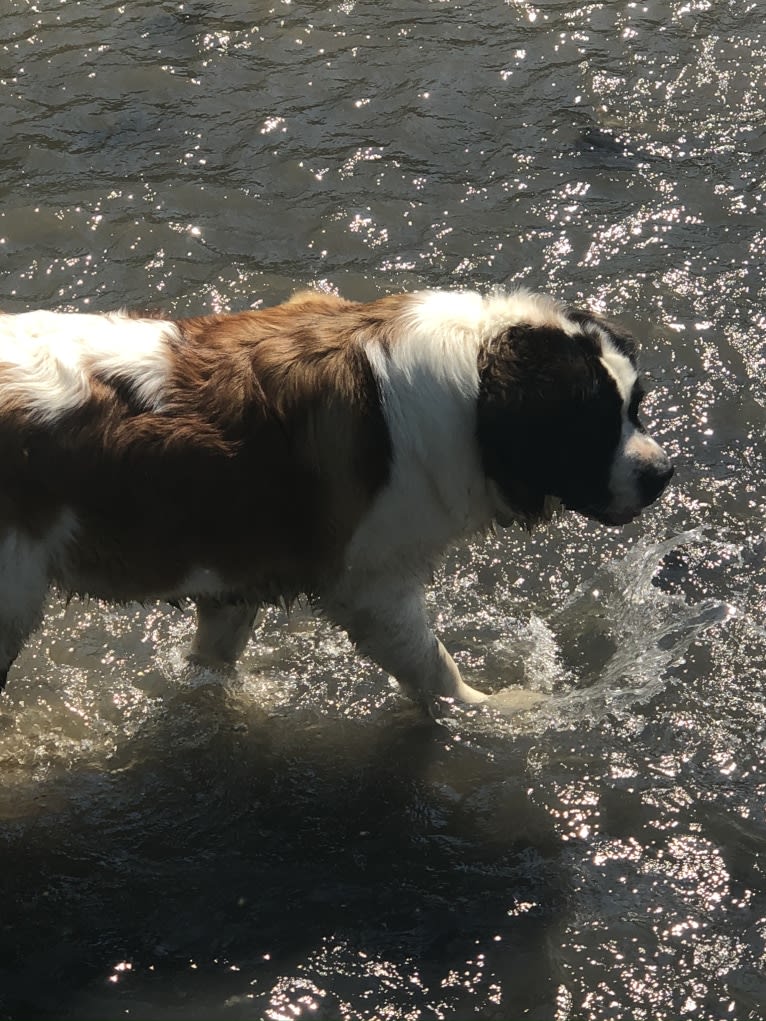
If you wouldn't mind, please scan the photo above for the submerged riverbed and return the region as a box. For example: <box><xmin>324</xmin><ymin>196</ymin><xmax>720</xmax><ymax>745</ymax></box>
<box><xmin>1</xmin><ymin>0</ymin><xmax>766</xmax><ymax>1017</ymax></box>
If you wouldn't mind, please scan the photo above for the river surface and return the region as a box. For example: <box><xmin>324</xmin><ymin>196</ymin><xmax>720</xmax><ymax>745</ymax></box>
<box><xmin>1</xmin><ymin>0</ymin><xmax>765</xmax><ymax>1018</ymax></box>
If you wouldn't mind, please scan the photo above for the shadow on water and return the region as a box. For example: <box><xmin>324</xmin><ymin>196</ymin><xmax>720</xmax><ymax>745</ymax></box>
<box><xmin>0</xmin><ymin>683</ymin><xmax>569</xmax><ymax>1020</ymax></box>
<box><xmin>0</xmin><ymin>528</ymin><xmax>746</xmax><ymax>1019</ymax></box>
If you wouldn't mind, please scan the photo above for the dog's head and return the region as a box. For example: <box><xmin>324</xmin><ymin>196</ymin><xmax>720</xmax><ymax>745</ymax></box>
<box><xmin>477</xmin><ymin>306</ymin><xmax>673</xmax><ymax>528</ymax></box>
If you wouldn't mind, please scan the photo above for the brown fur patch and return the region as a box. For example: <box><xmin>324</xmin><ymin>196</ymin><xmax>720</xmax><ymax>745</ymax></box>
<box><xmin>0</xmin><ymin>294</ymin><xmax>401</xmax><ymax>603</ymax></box>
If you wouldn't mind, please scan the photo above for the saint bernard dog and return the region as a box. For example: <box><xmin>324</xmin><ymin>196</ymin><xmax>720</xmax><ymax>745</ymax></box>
<box><xmin>0</xmin><ymin>289</ymin><xmax>673</xmax><ymax>711</ymax></box>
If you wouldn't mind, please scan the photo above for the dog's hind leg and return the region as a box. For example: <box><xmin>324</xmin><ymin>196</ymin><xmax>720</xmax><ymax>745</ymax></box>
<box><xmin>0</xmin><ymin>615</ymin><xmax>40</xmax><ymax>691</ymax></box>
<box><xmin>189</xmin><ymin>597</ymin><xmax>260</xmax><ymax>667</ymax></box>
<box><xmin>0</xmin><ymin>530</ymin><xmax>52</xmax><ymax>690</ymax></box>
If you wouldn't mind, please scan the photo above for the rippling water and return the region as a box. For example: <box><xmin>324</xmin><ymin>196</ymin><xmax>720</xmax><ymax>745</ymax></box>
<box><xmin>1</xmin><ymin>0</ymin><xmax>766</xmax><ymax>1018</ymax></box>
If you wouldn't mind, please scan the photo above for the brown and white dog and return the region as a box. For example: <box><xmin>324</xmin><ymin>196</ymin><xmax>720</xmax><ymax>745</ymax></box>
<box><xmin>0</xmin><ymin>289</ymin><xmax>673</xmax><ymax>710</ymax></box>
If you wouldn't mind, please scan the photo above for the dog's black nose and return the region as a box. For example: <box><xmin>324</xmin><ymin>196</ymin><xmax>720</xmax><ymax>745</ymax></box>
<box><xmin>640</xmin><ymin>462</ymin><xmax>674</xmax><ymax>506</ymax></box>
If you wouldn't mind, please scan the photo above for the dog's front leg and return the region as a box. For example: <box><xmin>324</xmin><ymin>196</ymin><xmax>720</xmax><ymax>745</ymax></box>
<box><xmin>326</xmin><ymin>578</ymin><xmax>487</xmax><ymax>713</ymax></box>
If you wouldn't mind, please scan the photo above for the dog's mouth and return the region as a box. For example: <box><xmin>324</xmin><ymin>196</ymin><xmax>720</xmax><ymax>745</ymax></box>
<box><xmin>568</xmin><ymin>504</ymin><xmax>640</xmax><ymax>527</ymax></box>
<box><xmin>592</xmin><ymin>508</ymin><xmax>641</xmax><ymax>526</ymax></box>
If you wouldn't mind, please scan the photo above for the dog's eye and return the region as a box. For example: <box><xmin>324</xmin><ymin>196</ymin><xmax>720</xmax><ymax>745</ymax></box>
<box><xmin>628</xmin><ymin>384</ymin><xmax>646</xmax><ymax>421</ymax></box>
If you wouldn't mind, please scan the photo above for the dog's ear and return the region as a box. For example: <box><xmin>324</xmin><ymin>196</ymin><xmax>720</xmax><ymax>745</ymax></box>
<box><xmin>477</xmin><ymin>326</ymin><xmax>563</xmax><ymax>525</ymax></box>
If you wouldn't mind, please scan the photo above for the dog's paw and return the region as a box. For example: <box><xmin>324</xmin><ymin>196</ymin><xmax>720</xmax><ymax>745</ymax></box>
<box><xmin>485</xmin><ymin>687</ymin><xmax>551</xmax><ymax>716</ymax></box>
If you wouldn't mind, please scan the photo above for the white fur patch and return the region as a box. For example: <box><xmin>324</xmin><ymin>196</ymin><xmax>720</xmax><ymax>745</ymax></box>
<box><xmin>597</xmin><ymin>333</ymin><xmax>637</xmax><ymax>405</ymax></box>
<box><xmin>0</xmin><ymin>310</ymin><xmax>177</xmax><ymax>424</ymax></box>
<box><xmin>358</xmin><ymin>292</ymin><xmax>491</xmax><ymax>574</ymax></box>
<box><xmin>407</xmin><ymin>288</ymin><xmax>577</xmax><ymax>348</ymax></box>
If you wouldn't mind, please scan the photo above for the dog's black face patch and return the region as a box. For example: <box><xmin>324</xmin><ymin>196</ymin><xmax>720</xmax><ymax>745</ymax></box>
<box><xmin>477</xmin><ymin>322</ymin><xmax>627</xmax><ymax>525</ymax></box>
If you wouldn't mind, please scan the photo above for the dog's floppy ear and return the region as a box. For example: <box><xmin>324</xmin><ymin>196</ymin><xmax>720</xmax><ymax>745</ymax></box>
<box><xmin>477</xmin><ymin>325</ymin><xmax>566</xmax><ymax>526</ymax></box>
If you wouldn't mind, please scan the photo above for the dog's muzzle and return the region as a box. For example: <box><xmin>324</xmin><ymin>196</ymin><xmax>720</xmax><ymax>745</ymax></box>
<box><xmin>638</xmin><ymin>458</ymin><xmax>675</xmax><ymax>507</ymax></box>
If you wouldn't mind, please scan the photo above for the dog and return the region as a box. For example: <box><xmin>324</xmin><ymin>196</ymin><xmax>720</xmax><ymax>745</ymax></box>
<box><xmin>0</xmin><ymin>288</ymin><xmax>673</xmax><ymax>710</ymax></box>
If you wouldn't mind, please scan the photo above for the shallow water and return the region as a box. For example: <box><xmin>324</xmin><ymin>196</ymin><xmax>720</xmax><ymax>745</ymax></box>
<box><xmin>1</xmin><ymin>0</ymin><xmax>766</xmax><ymax>1017</ymax></box>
